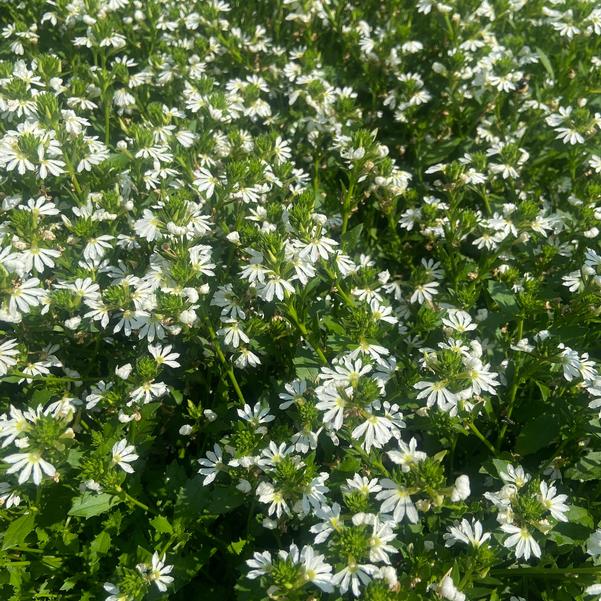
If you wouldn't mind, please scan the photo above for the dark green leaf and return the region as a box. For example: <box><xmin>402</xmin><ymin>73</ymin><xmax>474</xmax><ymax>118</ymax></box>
<box><xmin>515</xmin><ymin>414</ymin><xmax>560</xmax><ymax>455</ymax></box>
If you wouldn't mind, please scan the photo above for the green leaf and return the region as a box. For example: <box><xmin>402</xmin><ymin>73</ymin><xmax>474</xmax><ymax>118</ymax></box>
<box><xmin>292</xmin><ymin>351</ymin><xmax>321</xmax><ymax>380</ymax></box>
<box><xmin>487</xmin><ymin>281</ymin><xmax>519</xmax><ymax>316</ymax></box>
<box><xmin>202</xmin><ymin>486</ymin><xmax>246</xmax><ymax>514</ymax></box>
<box><xmin>321</xmin><ymin>316</ymin><xmax>346</xmax><ymax>336</ymax></box>
<box><xmin>176</xmin><ymin>480</ymin><xmax>244</xmax><ymax>517</ymax></box>
<box><xmin>150</xmin><ymin>515</ymin><xmax>173</xmax><ymax>534</ymax></box>
<box><xmin>228</xmin><ymin>538</ymin><xmax>247</xmax><ymax>555</ymax></box>
<box><xmin>2</xmin><ymin>512</ymin><xmax>35</xmax><ymax>550</ymax></box>
<box><xmin>336</xmin><ymin>455</ymin><xmax>362</xmax><ymax>473</ymax></box>
<box><xmin>68</xmin><ymin>493</ymin><xmax>120</xmax><ymax>518</ymax></box>
<box><xmin>490</xmin><ymin>458</ymin><xmax>513</xmax><ymax>479</ymax></box>
<box><xmin>566</xmin><ymin>505</ymin><xmax>594</xmax><ymax>528</ymax></box>
<box><xmin>535</xmin><ymin>380</ymin><xmax>551</xmax><ymax>401</ymax></box>
<box><xmin>566</xmin><ymin>451</ymin><xmax>601</xmax><ymax>482</ymax></box>
<box><xmin>341</xmin><ymin>223</ymin><xmax>363</xmax><ymax>249</ymax></box>
<box><xmin>90</xmin><ymin>531</ymin><xmax>112</xmax><ymax>555</ymax></box>
<box><xmin>515</xmin><ymin>414</ymin><xmax>560</xmax><ymax>455</ymax></box>
<box><xmin>536</xmin><ymin>47</ymin><xmax>555</xmax><ymax>80</ymax></box>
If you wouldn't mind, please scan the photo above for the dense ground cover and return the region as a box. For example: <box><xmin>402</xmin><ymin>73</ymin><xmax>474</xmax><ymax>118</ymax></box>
<box><xmin>0</xmin><ymin>0</ymin><xmax>601</xmax><ymax>599</ymax></box>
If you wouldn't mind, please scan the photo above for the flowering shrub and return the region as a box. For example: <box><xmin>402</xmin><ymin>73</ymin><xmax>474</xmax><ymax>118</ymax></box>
<box><xmin>1</xmin><ymin>0</ymin><xmax>601</xmax><ymax>599</ymax></box>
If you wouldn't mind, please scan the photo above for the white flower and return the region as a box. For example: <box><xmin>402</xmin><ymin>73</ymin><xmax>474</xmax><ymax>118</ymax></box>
<box><xmin>414</xmin><ymin>380</ymin><xmax>457</xmax><ymax>411</ymax></box>
<box><xmin>83</xmin><ymin>235</ymin><xmax>113</xmax><ymax>261</ymax></box>
<box><xmin>538</xmin><ymin>481</ymin><xmax>569</xmax><ymax>522</ymax></box>
<box><xmin>315</xmin><ymin>385</ymin><xmax>350</xmax><ymax>430</ymax></box>
<box><xmin>5</xmin><ymin>451</ymin><xmax>56</xmax><ymax>485</ymax></box>
<box><xmin>310</xmin><ymin>503</ymin><xmax>343</xmax><ymax>543</ymax></box>
<box><xmin>20</xmin><ymin>247</ymin><xmax>61</xmax><ymax>273</ymax></box>
<box><xmin>444</xmin><ymin>518</ymin><xmax>490</xmax><ymax>548</ymax></box>
<box><xmin>301</xmin><ymin>545</ymin><xmax>334</xmax><ymax>592</ymax></box>
<box><xmin>111</xmin><ymin>439</ymin><xmax>139</xmax><ymax>473</ymax></box>
<box><xmin>258</xmin><ymin>274</ymin><xmax>295</xmax><ymax>302</ymax></box>
<box><xmin>256</xmin><ymin>481</ymin><xmax>290</xmax><ymax>518</ymax></box>
<box><xmin>237</xmin><ymin>402</ymin><xmax>275</xmax><ymax>428</ymax></box>
<box><xmin>351</xmin><ymin>413</ymin><xmax>394</xmax><ymax>452</ymax></box>
<box><xmin>0</xmin><ymin>482</ymin><xmax>21</xmax><ymax>508</ymax></box>
<box><xmin>246</xmin><ymin>550</ymin><xmax>273</xmax><ymax>579</ymax></box>
<box><xmin>501</xmin><ymin>524</ymin><xmax>541</xmax><ymax>560</ymax></box>
<box><xmin>410</xmin><ymin>281</ymin><xmax>439</xmax><ymax>304</ymax></box>
<box><xmin>198</xmin><ymin>444</ymin><xmax>225</xmax><ymax>485</ymax></box>
<box><xmin>387</xmin><ymin>437</ymin><xmax>426</xmax><ymax>471</ymax></box>
<box><xmin>148</xmin><ymin>343</ymin><xmax>180</xmax><ymax>368</ymax></box>
<box><xmin>586</xmin><ymin>584</ymin><xmax>601</xmax><ymax>600</ymax></box>
<box><xmin>298</xmin><ymin>234</ymin><xmax>338</xmax><ymax>263</ymax></box>
<box><xmin>451</xmin><ymin>475</ymin><xmax>471</xmax><ymax>501</ymax></box>
<box><xmin>9</xmin><ymin>278</ymin><xmax>45</xmax><ymax>314</ymax></box>
<box><xmin>193</xmin><ymin>167</ymin><xmax>218</xmax><ymax>198</ymax></box>
<box><xmin>0</xmin><ymin>339</ymin><xmax>19</xmax><ymax>376</ymax></box>
<box><xmin>332</xmin><ymin>562</ymin><xmax>377</xmax><ymax>597</ymax></box>
<box><xmin>499</xmin><ymin>464</ymin><xmax>530</xmax><ymax>488</ymax></box>
<box><xmin>129</xmin><ymin>381</ymin><xmax>169</xmax><ymax>405</ymax></box>
<box><xmin>139</xmin><ymin>552</ymin><xmax>174</xmax><ymax>592</ymax></box>
<box><xmin>442</xmin><ymin>310</ymin><xmax>477</xmax><ymax>333</ymax></box>
<box><xmin>439</xmin><ymin>575</ymin><xmax>466</xmax><ymax>601</ymax></box>
<box><xmin>376</xmin><ymin>479</ymin><xmax>418</xmax><ymax>523</ymax></box>
<box><xmin>115</xmin><ymin>364</ymin><xmax>133</xmax><ymax>379</ymax></box>
<box><xmin>103</xmin><ymin>582</ymin><xmax>131</xmax><ymax>601</ymax></box>
<box><xmin>369</xmin><ymin>518</ymin><xmax>397</xmax><ymax>564</ymax></box>
<box><xmin>463</xmin><ymin>357</ymin><xmax>500</xmax><ymax>395</ymax></box>
<box><xmin>217</xmin><ymin>319</ymin><xmax>249</xmax><ymax>348</ymax></box>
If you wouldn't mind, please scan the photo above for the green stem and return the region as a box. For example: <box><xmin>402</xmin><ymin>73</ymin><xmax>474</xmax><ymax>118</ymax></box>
<box><xmin>117</xmin><ymin>488</ymin><xmax>153</xmax><ymax>513</ymax></box>
<box><xmin>286</xmin><ymin>306</ymin><xmax>328</xmax><ymax>366</ymax></box>
<box><xmin>491</xmin><ymin>566</ymin><xmax>601</xmax><ymax>576</ymax></box>
<box><xmin>516</xmin><ymin>316</ymin><xmax>524</xmax><ymax>341</ymax></box>
<box><xmin>495</xmin><ymin>316</ymin><xmax>524</xmax><ymax>451</ymax></box>
<box><xmin>349</xmin><ymin>439</ymin><xmax>389</xmax><ymax>478</ymax></box>
<box><xmin>468</xmin><ymin>421</ymin><xmax>496</xmax><ymax>455</ymax></box>
<box><xmin>104</xmin><ymin>99</ymin><xmax>111</xmax><ymax>146</ymax></box>
<box><xmin>449</xmin><ymin>432</ymin><xmax>458</xmax><ymax>474</ymax></box>
<box><xmin>11</xmin><ymin>546</ymin><xmax>44</xmax><ymax>555</ymax></box>
<box><xmin>341</xmin><ymin>179</ymin><xmax>356</xmax><ymax>236</ymax></box>
<box><xmin>0</xmin><ymin>371</ymin><xmax>92</xmax><ymax>383</ymax></box>
<box><xmin>206</xmin><ymin>325</ymin><xmax>246</xmax><ymax>406</ymax></box>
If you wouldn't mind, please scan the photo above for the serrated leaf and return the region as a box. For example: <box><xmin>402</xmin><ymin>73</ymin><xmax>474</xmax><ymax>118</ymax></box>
<box><xmin>228</xmin><ymin>538</ymin><xmax>247</xmax><ymax>555</ymax></box>
<box><xmin>90</xmin><ymin>531</ymin><xmax>112</xmax><ymax>555</ymax></box>
<box><xmin>150</xmin><ymin>515</ymin><xmax>173</xmax><ymax>534</ymax></box>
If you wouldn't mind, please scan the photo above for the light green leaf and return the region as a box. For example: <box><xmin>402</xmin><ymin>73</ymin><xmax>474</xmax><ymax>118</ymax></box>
<box><xmin>150</xmin><ymin>515</ymin><xmax>173</xmax><ymax>534</ymax></box>
<box><xmin>536</xmin><ymin>47</ymin><xmax>555</xmax><ymax>80</ymax></box>
<box><xmin>2</xmin><ymin>512</ymin><xmax>35</xmax><ymax>550</ymax></box>
<box><xmin>68</xmin><ymin>493</ymin><xmax>120</xmax><ymax>518</ymax></box>
<box><xmin>90</xmin><ymin>531</ymin><xmax>112</xmax><ymax>555</ymax></box>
